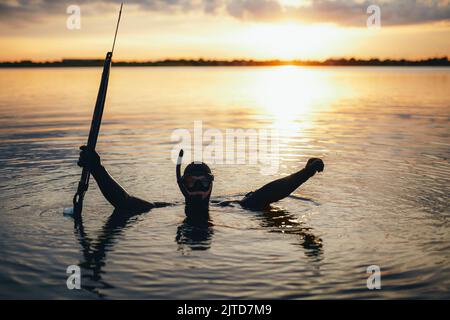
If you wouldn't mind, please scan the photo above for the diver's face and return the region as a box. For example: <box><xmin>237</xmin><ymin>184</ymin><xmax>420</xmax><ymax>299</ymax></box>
<box><xmin>183</xmin><ymin>175</ymin><xmax>213</xmax><ymax>203</ymax></box>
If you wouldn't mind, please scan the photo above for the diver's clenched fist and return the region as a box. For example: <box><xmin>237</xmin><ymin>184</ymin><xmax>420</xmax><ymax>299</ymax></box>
<box><xmin>306</xmin><ymin>158</ymin><xmax>324</xmax><ymax>173</ymax></box>
<box><xmin>77</xmin><ymin>145</ymin><xmax>101</xmax><ymax>171</ymax></box>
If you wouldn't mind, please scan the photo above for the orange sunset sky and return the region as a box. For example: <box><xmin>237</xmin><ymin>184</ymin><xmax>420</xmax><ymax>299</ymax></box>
<box><xmin>0</xmin><ymin>0</ymin><xmax>449</xmax><ymax>61</ymax></box>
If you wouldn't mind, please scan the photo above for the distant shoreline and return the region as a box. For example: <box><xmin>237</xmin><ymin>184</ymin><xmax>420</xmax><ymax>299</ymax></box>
<box><xmin>1</xmin><ymin>57</ymin><xmax>449</xmax><ymax>68</ymax></box>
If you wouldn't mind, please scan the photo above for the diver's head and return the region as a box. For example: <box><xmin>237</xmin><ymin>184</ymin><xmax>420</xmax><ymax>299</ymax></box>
<box><xmin>182</xmin><ymin>162</ymin><xmax>214</xmax><ymax>205</ymax></box>
<box><xmin>176</xmin><ymin>151</ymin><xmax>214</xmax><ymax>206</ymax></box>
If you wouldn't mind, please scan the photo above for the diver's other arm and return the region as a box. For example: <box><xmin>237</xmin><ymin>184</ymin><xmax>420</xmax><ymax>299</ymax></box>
<box><xmin>77</xmin><ymin>146</ymin><xmax>155</xmax><ymax>213</ymax></box>
<box><xmin>240</xmin><ymin>158</ymin><xmax>324</xmax><ymax>210</ymax></box>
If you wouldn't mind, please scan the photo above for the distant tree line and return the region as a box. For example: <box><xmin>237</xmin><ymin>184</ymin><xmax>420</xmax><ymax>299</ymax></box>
<box><xmin>1</xmin><ymin>57</ymin><xmax>449</xmax><ymax>68</ymax></box>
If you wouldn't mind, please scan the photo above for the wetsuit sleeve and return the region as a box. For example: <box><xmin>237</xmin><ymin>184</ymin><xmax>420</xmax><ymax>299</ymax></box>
<box><xmin>240</xmin><ymin>167</ymin><xmax>317</xmax><ymax>210</ymax></box>
<box><xmin>90</xmin><ymin>165</ymin><xmax>158</xmax><ymax>213</ymax></box>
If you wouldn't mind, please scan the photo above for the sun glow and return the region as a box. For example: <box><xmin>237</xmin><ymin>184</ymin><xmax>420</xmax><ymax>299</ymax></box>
<box><xmin>242</xmin><ymin>23</ymin><xmax>340</xmax><ymax>60</ymax></box>
<box><xmin>249</xmin><ymin>66</ymin><xmax>341</xmax><ymax>135</ymax></box>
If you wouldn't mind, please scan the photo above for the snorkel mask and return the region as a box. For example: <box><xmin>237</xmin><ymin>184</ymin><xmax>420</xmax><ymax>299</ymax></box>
<box><xmin>176</xmin><ymin>150</ymin><xmax>214</xmax><ymax>206</ymax></box>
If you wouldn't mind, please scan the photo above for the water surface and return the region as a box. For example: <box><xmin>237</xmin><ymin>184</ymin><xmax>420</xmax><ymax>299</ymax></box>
<box><xmin>0</xmin><ymin>66</ymin><xmax>449</xmax><ymax>299</ymax></box>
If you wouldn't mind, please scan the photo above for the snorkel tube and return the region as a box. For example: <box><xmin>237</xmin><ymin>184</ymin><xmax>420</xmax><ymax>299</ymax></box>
<box><xmin>176</xmin><ymin>149</ymin><xmax>189</xmax><ymax>198</ymax></box>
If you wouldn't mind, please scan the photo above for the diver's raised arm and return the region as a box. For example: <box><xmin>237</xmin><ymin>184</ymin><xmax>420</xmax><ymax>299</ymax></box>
<box><xmin>77</xmin><ymin>146</ymin><xmax>156</xmax><ymax>213</ymax></box>
<box><xmin>240</xmin><ymin>158</ymin><xmax>324</xmax><ymax>210</ymax></box>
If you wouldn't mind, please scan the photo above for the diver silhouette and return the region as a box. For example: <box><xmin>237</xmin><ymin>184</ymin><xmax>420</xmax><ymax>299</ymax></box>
<box><xmin>74</xmin><ymin>147</ymin><xmax>324</xmax><ymax>296</ymax></box>
<box><xmin>77</xmin><ymin>146</ymin><xmax>324</xmax><ymax>215</ymax></box>
<box><xmin>78</xmin><ymin>146</ymin><xmax>324</xmax><ymax>216</ymax></box>
<box><xmin>73</xmin><ymin>193</ymin><xmax>323</xmax><ymax>298</ymax></box>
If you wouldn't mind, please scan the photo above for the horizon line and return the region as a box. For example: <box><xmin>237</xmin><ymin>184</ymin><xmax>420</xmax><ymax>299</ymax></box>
<box><xmin>1</xmin><ymin>56</ymin><xmax>450</xmax><ymax>64</ymax></box>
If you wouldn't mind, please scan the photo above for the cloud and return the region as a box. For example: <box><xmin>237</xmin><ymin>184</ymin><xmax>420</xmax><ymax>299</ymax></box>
<box><xmin>0</xmin><ymin>0</ymin><xmax>449</xmax><ymax>27</ymax></box>
<box><xmin>225</xmin><ymin>0</ymin><xmax>450</xmax><ymax>26</ymax></box>
<box><xmin>226</xmin><ymin>0</ymin><xmax>283</xmax><ymax>20</ymax></box>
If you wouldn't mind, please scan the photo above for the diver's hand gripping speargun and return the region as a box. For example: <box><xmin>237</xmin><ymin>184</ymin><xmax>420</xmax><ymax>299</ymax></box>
<box><xmin>71</xmin><ymin>3</ymin><xmax>123</xmax><ymax>218</ymax></box>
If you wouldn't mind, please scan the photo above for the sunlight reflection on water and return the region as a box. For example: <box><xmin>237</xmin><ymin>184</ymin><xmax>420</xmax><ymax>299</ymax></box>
<box><xmin>0</xmin><ymin>66</ymin><xmax>449</xmax><ymax>299</ymax></box>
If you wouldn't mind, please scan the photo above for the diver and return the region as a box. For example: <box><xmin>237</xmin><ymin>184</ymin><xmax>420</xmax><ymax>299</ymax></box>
<box><xmin>77</xmin><ymin>146</ymin><xmax>324</xmax><ymax>215</ymax></box>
